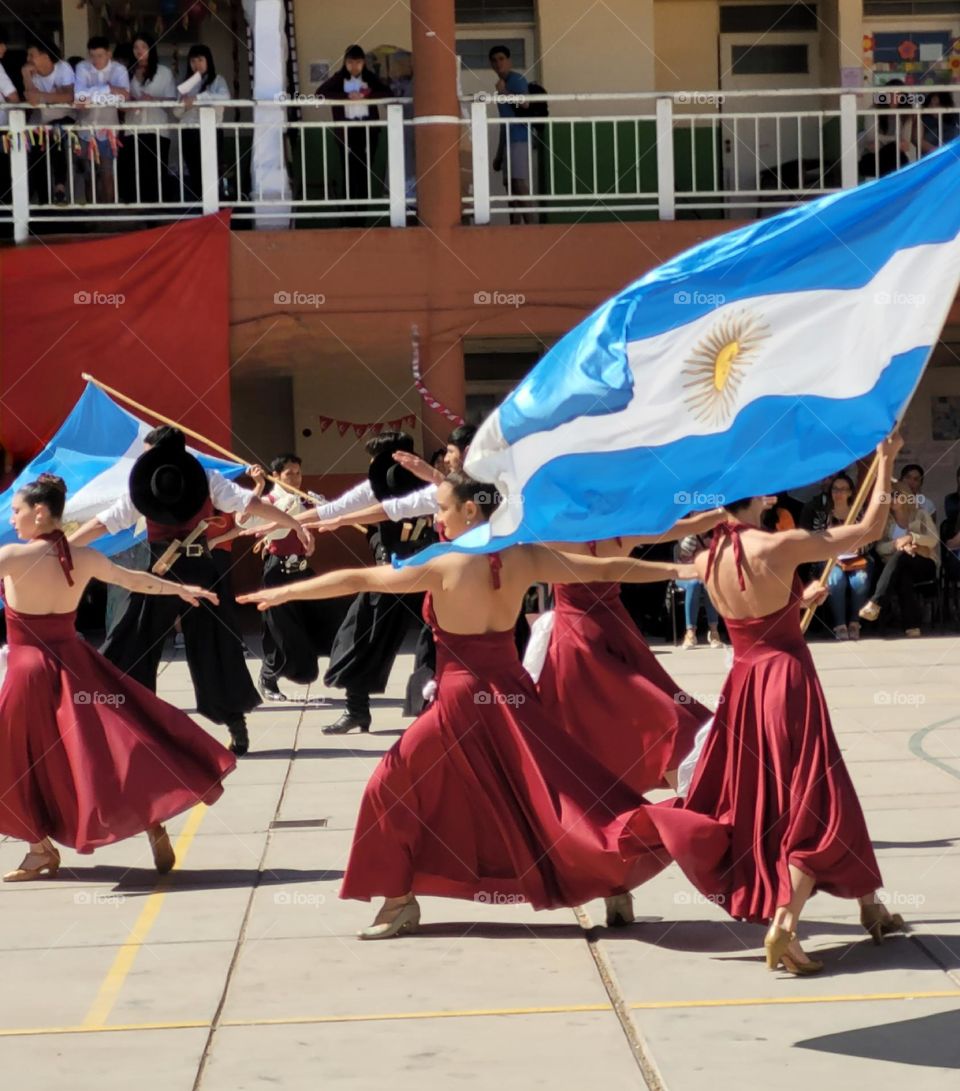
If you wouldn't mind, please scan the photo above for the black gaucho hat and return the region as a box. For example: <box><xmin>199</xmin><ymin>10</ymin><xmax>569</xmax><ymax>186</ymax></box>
<box><xmin>129</xmin><ymin>430</ymin><xmax>209</xmax><ymax>525</ymax></box>
<box><xmin>368</xmin><ymin>449</ymin><xmax>423</xmax><ymax>501</ymax></box>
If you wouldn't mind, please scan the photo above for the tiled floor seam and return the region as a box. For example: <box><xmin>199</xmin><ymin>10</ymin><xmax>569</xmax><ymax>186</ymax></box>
<box><xmin>190</xmin><ymin>695</ymin><xmax>309</xmax><ymax>1090</ymax></box>
<box><xmin>572</xmin><ymin>904</ymin><xmax>669</xmax><ymax>1091</ymax></box>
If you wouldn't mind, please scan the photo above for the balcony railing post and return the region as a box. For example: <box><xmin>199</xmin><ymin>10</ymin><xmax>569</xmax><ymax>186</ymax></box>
<box><xmin>387</xmin><ymin>104</ymin><xmax>407</xmax><ymax>228</ymax></box>
<box><xmin>9</xmin><ymin>109</ymin><xmax>29</xmax><ymax>243</ymax></box>
<box><xmin>656</xmin><ymin>97</ymin><xmax>675</xmax><ymax>221</ymax></box>
<box><xmin>470</xmin><ymin>100</ymin><xmax>491</xmax><ymax>225</ymax></box>
<box><xmin>839</xmin><ymin>93</ymin><xmax>858</xmax><ymax>190</ymax></box>
<box><xmin>199</xmin><ymin>105</ymin><xmax>220</xmax><ymax>215</ymax></box>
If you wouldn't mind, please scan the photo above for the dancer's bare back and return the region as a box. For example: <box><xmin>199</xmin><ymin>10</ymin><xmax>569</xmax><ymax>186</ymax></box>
<box><xmin>0</xmin><ymin>542</ymin><xmax>214</xmax><ymax>615</ymax></box>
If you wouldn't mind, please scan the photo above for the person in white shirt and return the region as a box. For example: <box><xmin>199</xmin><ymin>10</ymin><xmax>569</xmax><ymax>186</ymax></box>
<box><xmin>0</xmin><ymin>31</ymin><xmax>21</xmax><ymax>211</ymax></box>
<box><xmin>69</xmin><ymin>426</ymin><xmax>314</xmax><ymax>756</ymax></box>
<box><xmin>22</xmin><ymin>39</ymin><xmax>76</xmax><ymax>205</ymax></box>
<box><xmin>126</xmin><ymin>34</ymin><xmax>177</xmax><ymax>204</ymax></box>
<box><xmin>174</xmin><ymin>44</ymin><xmax>231</xmax><ymax>203</ymax></box>
<box><xmin>74</xmin><ymin>36</ymin><xmax>130</xmax><ymax>204</ymax></box>
<box><xmin>302</xmin><ymin>423</ymin><xmax>477</xmax><ymax>532</ymax></box>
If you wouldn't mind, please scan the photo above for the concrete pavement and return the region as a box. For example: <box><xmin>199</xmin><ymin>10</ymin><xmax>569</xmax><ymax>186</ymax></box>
<box><xmin>1</xmin><ymin>631</ymin><xmax>958</xmax><ymax>1089</ymax></box>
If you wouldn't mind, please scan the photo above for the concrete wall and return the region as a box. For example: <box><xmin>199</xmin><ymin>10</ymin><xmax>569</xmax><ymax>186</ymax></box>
<box><xmin>538</xmin><ymin>0</ymin><xmax>655</xmax><ymax>108</ymax></box>
<box><xmin>653</xmin><ymin>0</ymin><xmax>720</xmax><ymax>92</ymax></box>
<box><xmin>294</xmin><ymin>0</ymin><xmax>411</xmax><ymax>90</ymax></box>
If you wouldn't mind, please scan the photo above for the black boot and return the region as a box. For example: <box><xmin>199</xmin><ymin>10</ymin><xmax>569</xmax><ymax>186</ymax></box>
<box><xmin>226</xmin><ymin>716</ymin><xmax>249</xmax><ymax>757</ymax></box>
<box><xmin>322</xmin><ymin>712</ymin><xmax>370</xmax><ymax>735</ymax></box>
<box><xmin>258</xmin><ymin>669</ymin><xmax>287</xmax><ymax>702</ymax></box>
<box><xmin>323</xmin><ymin>690</ymin><xmax>371</xmax><ymax>735</ymax></box>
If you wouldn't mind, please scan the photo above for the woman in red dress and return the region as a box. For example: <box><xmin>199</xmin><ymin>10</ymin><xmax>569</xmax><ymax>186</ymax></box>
<box><xmin>532</xmin><ymin>520</ymin><xmax>722</xmax><ymax>790</ymax></box>
<box><xmin>525</xmin><ymin>521</ymin><xmax>722</xmax><ymax>926</ymax></box>
<box><xmin>240</xmin><ymin>473</ymin><xmax>695</xmax><ymax>939</ymax></box>
<box><xmin>0</xmin><ymin>475</ymin><xmax>236</xmax><ymax>881</ymax></box>
<box><xmin>623</xmin><ymin>436</ymin><xmax>906</xmax><ymax>975</ymax></box>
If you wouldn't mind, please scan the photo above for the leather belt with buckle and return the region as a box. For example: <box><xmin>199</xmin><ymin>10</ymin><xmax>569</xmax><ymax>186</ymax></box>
<box><xmin>152</xmin><ymin>520</ymin><xmax>209</xmax><ymax>576</ymax></box>
<box><xmin>281</xmin><ymin>555</ymin><xmax>309</xmax><ymax>573</ymax></box>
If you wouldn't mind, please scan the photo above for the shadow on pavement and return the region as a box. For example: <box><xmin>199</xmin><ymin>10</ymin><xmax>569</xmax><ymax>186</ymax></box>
<box><xmin>796</xmin><ymin>1008</ymin><xmax>960</xmax><ymax>1068</ymax></box>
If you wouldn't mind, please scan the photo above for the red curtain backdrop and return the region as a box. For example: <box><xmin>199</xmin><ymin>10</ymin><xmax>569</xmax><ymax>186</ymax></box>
<box><xmin>0</xmin><ymin>212</ymin><xmax>232</xmax><ymax>461</ymax></box>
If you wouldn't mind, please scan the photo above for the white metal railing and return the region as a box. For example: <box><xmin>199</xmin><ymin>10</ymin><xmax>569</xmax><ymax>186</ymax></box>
<box><xmin>0</xmin><ymin>89</ymin><xmax>956</xmax><ymax>237</ymax></box>
<box><xmin>0</xmin><ymin>98</ymin><xmax>414</xmax><ymax>239</ymax></box>
<box><xmin>464</xmin><ymin>88</ymin><xmax>959</xmax><ymax>222</ymax></box>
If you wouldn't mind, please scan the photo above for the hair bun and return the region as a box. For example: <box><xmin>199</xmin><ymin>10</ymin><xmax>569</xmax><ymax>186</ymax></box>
<box><xmin>36</xmin><ymin>473</ymin><xmax>67</xmax><ymax>494</ymax></box>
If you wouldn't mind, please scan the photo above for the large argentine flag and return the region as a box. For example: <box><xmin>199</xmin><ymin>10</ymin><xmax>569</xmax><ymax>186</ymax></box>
<box><xmin>402</xmin><ymin>139</ymin><xmax>960</xmax><ymax>565</ymax></box>
<box><xmin>0</xmin><ymin>383</ymin><xmax>243</xmax><ymax>557</ymax></box>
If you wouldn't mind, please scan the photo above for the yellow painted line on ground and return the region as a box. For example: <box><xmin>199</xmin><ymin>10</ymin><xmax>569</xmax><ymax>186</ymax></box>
<box><xmin>81</xmin><ymin>805</ymin><xmax>208</xmax><ymax>1028</ymax></box>
<box><xmin>4</xmin><ymin>989</ymin><xmax>957</xmax><ymax>1039</ymax></box>
<box><xmin>628</xmin><ymin>989</ymin><xmax>960</xmax><ymax>1010</ymax></box>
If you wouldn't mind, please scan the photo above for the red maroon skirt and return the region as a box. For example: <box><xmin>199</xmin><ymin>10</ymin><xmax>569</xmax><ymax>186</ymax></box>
<box><xmin>0</xmin><ymin>607</ymin><xmax>235</xmax><ymax>852</ymax></box>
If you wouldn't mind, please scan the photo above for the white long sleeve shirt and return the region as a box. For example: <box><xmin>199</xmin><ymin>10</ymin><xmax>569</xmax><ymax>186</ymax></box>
<box><xmin>97</xmin><ymin>470</ymin><xmax>252</xmax><ymax>534</ymax></box>
<box><xmin>313</xmin><ymin>481</ymin><xmax>377</xmax><ymax>522</ymax></box>
<box><xmin>381</xmin><ymin>484</ymin><xmax>439</xmax><ymax>521</ymax></box>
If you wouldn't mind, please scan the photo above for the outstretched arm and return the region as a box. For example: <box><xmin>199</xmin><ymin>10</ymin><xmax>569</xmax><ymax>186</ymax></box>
<box><xmin>244</xmin><ymin>496</ymin><xmax>315</xmax><ymax>555</ymax></box>
<box><xmin>524</xmin><ymin>545</ymin><xmax>693</xmax><ymax>586</ymax></box>
<box><xmin>69</xmin><ymin>518</ymin><xmax>109</xmax><ymax>547</ymax></box>
<box><xmin>304</xmin><ymin>502</ymin><xmax>389</xmax><ymax>531</ymax></box>
<box><xmin>620</xmin><ymin>507</ymin><xmax>726</xmax><ymax>550</ymax></box>
<box><xmin>87</xmin><ymin>551</ymin><xmax>218</xmax><ymax>607</ymax></box>
<box><xmin>237</xmin><ymin>560</ymin><xmax>442</xmax><ymax>610</ymax></box>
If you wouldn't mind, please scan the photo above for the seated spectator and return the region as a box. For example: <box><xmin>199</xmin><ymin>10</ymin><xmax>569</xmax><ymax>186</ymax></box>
<box><xmin>74</xmin><ymin>35</ymin><xmax>130</xmax><ymax>204</ymax></box>
<box><xmin>920</xmin><ymin>89</ymin><xmax>959</xmax><ymax>155</ymax></box>
<box><xmin>823</xmin><ymin>473</ymin><xmax>872</xmax><ymax>641</ymax></box>
<box><xmin>0</xmin><ymin>28</ymin><xmax>20</xmax><ymax>211</ymax></box>
<box><xmin>22</xmin><ymin>37</ymin><xmax>76</xmax><ymax>205</ymax></box>
<box><xmin>941</xmin><ymin>467</ymin><xmax>960</xmax><ymax>583</ymax></box>
<box><xmin>762</xmin><ymin>492</ymin><xmax>797</xmax><ymax>531</ymax></box>
<box><xmin>859</xmin><ymin>487</ymin><xmax>939</xmax><ymax>637</ymax></box>
<box><xmin>675</xmin><ymin>533</ymin><xmax>723</xmax><ymax>649</ymax></box>
<box><xmin>898</xmin><ymin>462</ymin><xmax>935</xmax><ymax>518</ymax></box>
<box><xmin>174</xmin><ymin>44</ymin><xmax>230</xmax><ymax>204</ymax></box>
<box><xmin>799</xmin><ymin>475</ymin><xmax>834</xmax><ymax>531</ymax></box>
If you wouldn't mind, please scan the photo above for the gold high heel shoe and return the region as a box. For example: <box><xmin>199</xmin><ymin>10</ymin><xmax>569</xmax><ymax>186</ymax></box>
<box><xmin>147</xmin><ymin>826</ymin><xmax>176</xmax><ymax>875</ymax></box>
<box><xmin>358</xmin><ymin>898</ymin><xmax>421</xmax><ymax>940</ymax></box>
<box><xmin>860</xmin><ymin>903</ymin><xmax>905</xmax><ymax>945</ymax></box>
<box><xmin>604</xmin><ymin>893</ymin><xmax>635</xmax><ymax>928</ymax></box>
<box><xmin>3</xmin><ymin>842</ymin><xmax>61</xmax><ymax>882</ymax></box>
<box><xmin>764</xmin><ymin>924</ymin><xmax>824</xmax><ymax>976</ymax></box>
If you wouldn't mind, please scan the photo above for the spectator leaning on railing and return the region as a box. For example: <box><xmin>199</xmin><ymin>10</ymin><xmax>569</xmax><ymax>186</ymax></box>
<box><xmin>22</xmin><ymin>36</ymin><xmax>76</xmax><ymax>205</ymax></box>
<box><xmin>174</xmin><ymin>44</ymin><xmax>230</xmax><ymax>204</ymax></box>
<box><xmin>0</xmin><ymin>28</ymin><xmax>21</xmax><ymax>211</ymax></box>
<box><xmin>858</xmin><ymin>81</ymin><xmax>918</xmax><ymax>180</ymax></box>
<box><xmin>125</xmin><ymin>32</ymin><xmax>177</xmax><ymax>205</ymax></box>
<box><xmin>488</xmin><ymin>44</ymin><xmax>535</xmax><ymax>225</ymax></box>
<box><xmin>74</xmin><ymin>36</ymin><xmax>130</xmax><ymax>205</ymax></box>
<box><xmin>859</xmin><ymin>485</ymin><xmax>939</xmax><ymax>637</ymax></box>
<box><xmin>920</xmin><ymin>89</ymin><xmax>959</xmax><ymax>155</ymax></box>
<box><xmin>316</xmin><ymin>44</ymin><xmax>392</xmax><ymax>204</ymax></box>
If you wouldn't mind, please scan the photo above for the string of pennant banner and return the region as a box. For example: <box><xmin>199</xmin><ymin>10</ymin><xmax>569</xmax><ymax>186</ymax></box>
<box><xmin>317</xmin><ymin>414</ymin><xmax>417</xmax><ymax>439</ymax></box>
<box><xmin>317</xmin><ymin>328</ymin><xmax>465</xmax><ymax>440</ymax></box>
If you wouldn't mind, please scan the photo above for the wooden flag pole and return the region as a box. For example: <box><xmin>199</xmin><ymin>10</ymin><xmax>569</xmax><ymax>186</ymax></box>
<box><xmin>800</xmin><ymin>455</ymin><xmax>880</xmax><ymax>634</ymax></box>
<box><xmin>81</xmin><ymin>372</ymin><xmax>321</xmax><ymax>507</ymax></box>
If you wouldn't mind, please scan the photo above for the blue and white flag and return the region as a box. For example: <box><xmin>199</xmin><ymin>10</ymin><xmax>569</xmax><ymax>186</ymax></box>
<box><xmin>402</xmin><ymin>138</ymin><xmax>960</xmax><ymax>565</ymax></box>
<box><xmin>0</xmin><ymin>382</ymin><xmax>243</xmax><ymax>557</ymax></box>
